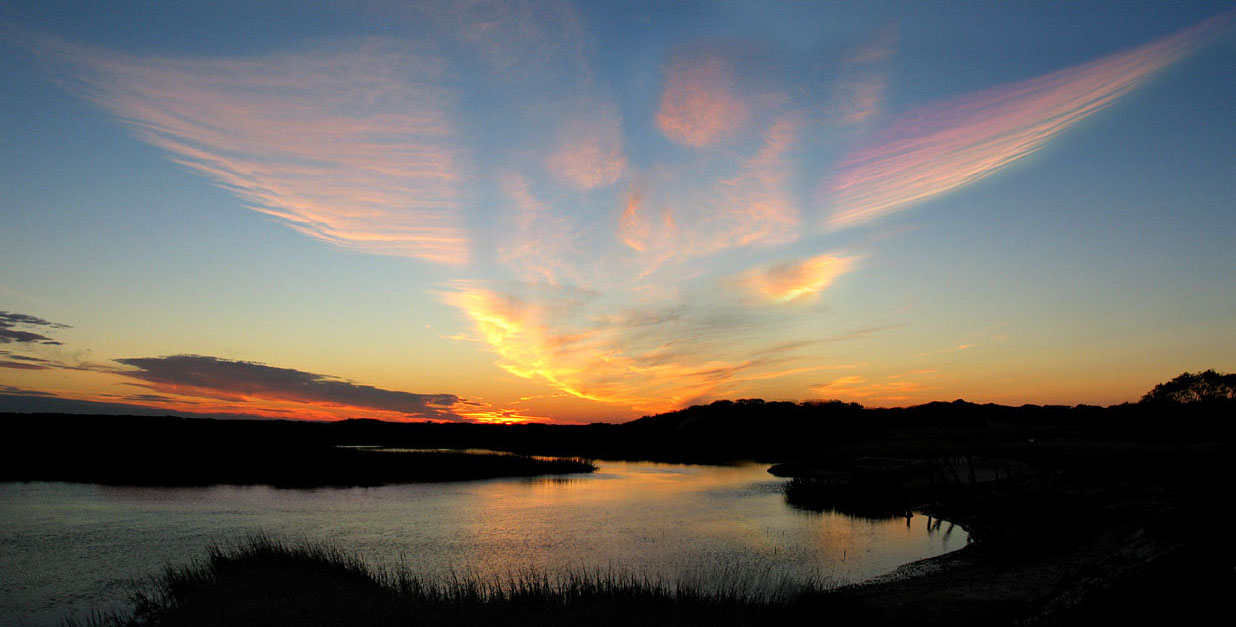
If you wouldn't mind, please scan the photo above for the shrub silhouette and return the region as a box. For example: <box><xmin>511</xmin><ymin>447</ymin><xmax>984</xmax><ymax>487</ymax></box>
<box><xmin>1141</xmin><ymin>370</ymin><xmax>1236</xmax><ymax>404</ymax></box>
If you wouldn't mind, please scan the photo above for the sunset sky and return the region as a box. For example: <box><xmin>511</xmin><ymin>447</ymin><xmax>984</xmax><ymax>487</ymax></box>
<box><xmin>2</xmin><ymin>1</ymin><xmax>1233</xmax><ymax>424</ymax></box>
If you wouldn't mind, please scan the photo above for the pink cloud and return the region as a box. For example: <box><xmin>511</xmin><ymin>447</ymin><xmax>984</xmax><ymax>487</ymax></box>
<box><xmin>618</xmin><ymin>190</ymin><xmax>651</xmax><ymax>252</ymax></box>
<box><xmin>826</xmin><ymin>12</ymin><xmax>1233</xmax><ymax>229</ymax></box>
<box><xmin>655</xmin><ymin>50</ymin><xmax>749</xmax><ymax>147</ymax></box>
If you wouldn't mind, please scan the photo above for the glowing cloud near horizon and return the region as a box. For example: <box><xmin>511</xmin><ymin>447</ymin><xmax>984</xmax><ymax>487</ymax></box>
<box><xmin>826</xmin><ymin>11</ymin><xmax>1233</xmax><ymax>229</ymax></box>
<box><xmin>738</xmin><ymin>254</ymin><xmax>857</xmax><ymax>303</ymax></box>
<box><xmin>443</xmin><ymin>283</ymin><xmax>832</xmax><ymax>413</ymax></box>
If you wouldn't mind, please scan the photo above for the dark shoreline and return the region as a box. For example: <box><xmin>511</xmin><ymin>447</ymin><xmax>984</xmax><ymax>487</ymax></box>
<box><xmin>1</xmin><ymin>445</ymin><xmax>596</xmax><ymax>488</ymax></box>
<box><xmin>776</xmin><ymin>436</ymin><xmax>1233</xmax><ymax>625</ymax></box>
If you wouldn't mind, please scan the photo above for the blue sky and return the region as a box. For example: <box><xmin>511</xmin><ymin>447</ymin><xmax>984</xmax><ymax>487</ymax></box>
<box><xmin>2</xmin><ymin>1</ymin><xmax>1233</xmax><ymax>423</ymax></box>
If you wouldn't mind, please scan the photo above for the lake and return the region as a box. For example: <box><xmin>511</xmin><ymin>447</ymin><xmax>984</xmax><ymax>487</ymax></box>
<box><xmin>0</xmin><ymin>460</ymin><xmax>967</xmax><ymax>626</ymax></box>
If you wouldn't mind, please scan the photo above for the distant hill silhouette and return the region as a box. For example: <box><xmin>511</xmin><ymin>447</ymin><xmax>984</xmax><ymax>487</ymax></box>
<box><xmin>4</xmin><ymin>375</ymin><xmax>1233</xmax><ymax>485</ymax></box>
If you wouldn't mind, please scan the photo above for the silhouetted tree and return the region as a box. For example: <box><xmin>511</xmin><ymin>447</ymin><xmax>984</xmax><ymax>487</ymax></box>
<box><xmin>1141</xmin><ymin>370</ymin><xmax>1236</xmax><ymax>404</ymax></box>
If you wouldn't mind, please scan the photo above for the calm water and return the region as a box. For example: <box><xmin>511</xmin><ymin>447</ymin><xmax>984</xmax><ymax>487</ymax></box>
<box><xmin>0</xmin><ymin>460</ymin><xmax>967</xmax><ymax>626</ymax></box>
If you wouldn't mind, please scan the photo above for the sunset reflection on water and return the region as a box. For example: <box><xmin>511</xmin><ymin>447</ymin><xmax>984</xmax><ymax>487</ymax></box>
<box><xmin>1</xmin><ymin>460</ymin><xmax>966</xmax><ymax>626</ymax></box>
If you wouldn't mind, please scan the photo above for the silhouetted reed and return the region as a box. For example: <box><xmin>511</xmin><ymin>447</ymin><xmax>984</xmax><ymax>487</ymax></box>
<box><xmin>780</xmin><ymin>476</ymin><xmax>911</xmax><ymax>520</ymax></box>
<box><xmin>71</xmin><ymin>535</ymin><xmax>843</xmax><ymax>627</ymax></box>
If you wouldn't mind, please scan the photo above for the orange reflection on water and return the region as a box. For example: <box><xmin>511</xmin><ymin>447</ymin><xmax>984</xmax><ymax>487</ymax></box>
<box><xmin>435</xmin><ymin>461</ymin><xmax>968</xmax><ymax>587</ymax></box>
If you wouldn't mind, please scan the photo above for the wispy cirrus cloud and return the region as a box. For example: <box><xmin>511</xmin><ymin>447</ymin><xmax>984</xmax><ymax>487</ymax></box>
<box><xmin>38</xmin><ymin>37</ymin><xmax>471</xmax><ymax>264</ymax></box>
<box><xmin>619</xmin><ymin>115</ymin><xmax>804</xmax><ymax>267</ymax></box>
<box><xmin>419</xmin><ymin>0</ymin><xmax>591</xmax><ymax>81</ymax></box>
<box><xmin>829</xmin><ymin>24</ymin><xmax>898</xmax><ymax>125</ymax></box>
<box><xmin>709</xmin><ymin>115</ymin><xmax>803</xmax><ymax>248</ymax></box>
<box><xmin>495</xmin><ymin>173</ymin><xmax>587</xmax><ymax>284</ymax></box>
<box><xmin>826</xmin><ymin>11</ymin><xmax>1233</xmax><ymax>229</ymax></box>
<box><xmin>546</xmin><ymin>102</ymin><xmax>627</xmax><ymax>190</ymax></box>
<box><xmin>917</xmin><ymin>343</ymin><xmax>973</xmax><ymax>357</ymax></box>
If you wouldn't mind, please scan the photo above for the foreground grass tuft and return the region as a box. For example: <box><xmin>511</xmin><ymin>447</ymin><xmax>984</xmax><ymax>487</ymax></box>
<box><xmin>77</xmin><ymin>535</ymin><xmax>847</xmax><ymax>627</ymax></box>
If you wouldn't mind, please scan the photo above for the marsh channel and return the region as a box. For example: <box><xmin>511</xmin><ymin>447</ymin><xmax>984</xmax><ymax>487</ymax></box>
<box><xmin>1</xmin><ymin>457</ymin><xmax>967</xmax><ymax>626</ymax></box>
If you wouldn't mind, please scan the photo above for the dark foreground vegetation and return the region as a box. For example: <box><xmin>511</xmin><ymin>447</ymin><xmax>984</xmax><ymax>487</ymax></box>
<box><xmin>72</xmin><ymin>536</ymin><xmax>841</xmax><ymax>627</ymax></box>
<box><xmin>756</xmin><ymin>373</ymin><xmax>1235</xmax><ymax>624</ymax></box>
<box><xmin>773</xmin><ymin>435</ymin><xmax>1233</xmax><ymax>624</ymax></box>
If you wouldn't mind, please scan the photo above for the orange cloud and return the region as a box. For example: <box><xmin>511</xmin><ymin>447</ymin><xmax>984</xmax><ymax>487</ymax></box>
<box><xmin>655</xmin><ymin>50</ymin><xmax>748</xmax><ymax>147</ymax></box>
<box><xmin>443</xmin><ymin>283</ymin><xmax>822</xmax><ymax>413</ymax></box>
<box><xmin>826</xmin><ymin>12</ymin><xmax>1233</xmax><ymax>229</ymax></box>
<box><xmin>736</xmin><ymin>253</ymin><xmax>857</xmax><ymax>303</ymax></box>
<box><xmin>48</xmin><ymin>39</ymin><xmax>470</xmax><ymax>264</ymax></box>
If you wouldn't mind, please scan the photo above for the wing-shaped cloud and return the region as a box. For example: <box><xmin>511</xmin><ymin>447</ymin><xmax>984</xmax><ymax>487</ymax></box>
<box><xmin>45</xmin><ymin>39</ymin><xmax>471</xmax><ymax>264</ymax></box>
<box><xmin>115</xmin><ymin>354</ymin><xmax>466</xmax><ymax>421</ymax></box>
<box><xmin>826</xmin><ymin>11</ymin><xmax>1233</xmax><ymax>229</ymax></box>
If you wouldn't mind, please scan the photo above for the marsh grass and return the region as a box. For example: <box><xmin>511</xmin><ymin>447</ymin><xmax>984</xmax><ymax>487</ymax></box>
<box><xmin>73</xmin><ymin>535</ymin><xmax>844</xmax><ymax>627</ymax></box>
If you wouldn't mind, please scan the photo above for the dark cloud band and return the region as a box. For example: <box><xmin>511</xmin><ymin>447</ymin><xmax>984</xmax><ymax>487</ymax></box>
<box><xmin>0</xmin><ymin>311</ymin><xmax>71</xmax><ymax>345</ymax></box>
<box><xmin>116</xmin><ymin>354</ymin><xmax>464</xmax><ymax>421</ymax></box>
